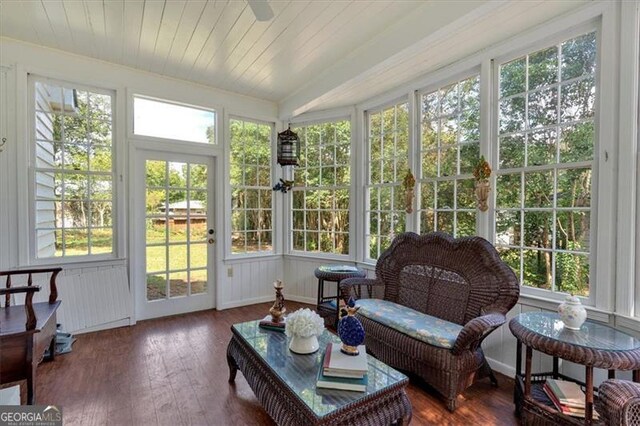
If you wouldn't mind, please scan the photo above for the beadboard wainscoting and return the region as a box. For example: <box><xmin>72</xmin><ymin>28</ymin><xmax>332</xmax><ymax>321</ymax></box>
<box><xmin>218</xmin><ymin>256</ymin><xmax>284</xmax><ymax>310</ymax></box>
<box><xmin>283</xmin><ymin>256</ymin><xmax>374</xmax><ymax>305</ymax></box>
<box><xmin>9</xmin><ymin>264</ymin><xmax>132</xmax><ymax>334</ymax></box>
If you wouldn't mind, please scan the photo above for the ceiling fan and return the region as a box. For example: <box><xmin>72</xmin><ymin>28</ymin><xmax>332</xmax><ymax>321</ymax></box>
<box><xmin>247</xmin><ymin>0</ymin><xmax>274</xmax><ymax>22</ymax></box>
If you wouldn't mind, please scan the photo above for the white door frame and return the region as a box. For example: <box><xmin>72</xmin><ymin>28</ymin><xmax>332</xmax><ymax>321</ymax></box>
<box><xmin>131</xmin><ymin>147</ymin><xmax>217</xmax><ymax>320</ymax></box>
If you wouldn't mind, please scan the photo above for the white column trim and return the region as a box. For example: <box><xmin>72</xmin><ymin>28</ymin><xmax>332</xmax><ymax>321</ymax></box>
<box><xmin>615</xmin><ymin>0</ymin><xmax>640</xmax><ymax>317</ymax></box>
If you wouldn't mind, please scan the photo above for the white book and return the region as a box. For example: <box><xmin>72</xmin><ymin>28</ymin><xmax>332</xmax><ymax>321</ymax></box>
<box><xmin>324</xmin><ymin>343</ymin><xmax>368</xmax><ymax>374</ymax></box>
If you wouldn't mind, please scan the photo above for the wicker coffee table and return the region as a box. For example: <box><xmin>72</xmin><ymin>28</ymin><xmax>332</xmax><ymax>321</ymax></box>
<box><xmin>510</xmin><ymin>312</ymin><xmax>640</xmax><ymax>425</ymax></box>
<box><xmin>227</xmin><ymin>320</ymin><xmax>412</xmax><ymax>425</ymax></box>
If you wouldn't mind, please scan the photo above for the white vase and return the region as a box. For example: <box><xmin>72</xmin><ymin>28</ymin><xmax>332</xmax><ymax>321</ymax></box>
<box><xmin>558</xmin><ymin>295</ymin><xmax>587</xmax><ymax>330</ymax></box>
<box><xmin>289</xmin><ymin>334</ymin><xmax>319</xmax><ymax>354</ymax></box>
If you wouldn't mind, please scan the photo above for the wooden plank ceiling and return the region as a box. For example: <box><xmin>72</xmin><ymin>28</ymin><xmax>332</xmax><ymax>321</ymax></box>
<box><xmin>0</xmin><ymin>0</ymin><xmax>424</xmax><ymax>103</ymax></box>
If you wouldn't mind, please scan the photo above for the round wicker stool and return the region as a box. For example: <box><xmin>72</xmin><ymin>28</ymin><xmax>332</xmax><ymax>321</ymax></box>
<box><xmin>314</xmin><ymin>265</ymin><xmax>366</xmax><ymax>329</ymax></box>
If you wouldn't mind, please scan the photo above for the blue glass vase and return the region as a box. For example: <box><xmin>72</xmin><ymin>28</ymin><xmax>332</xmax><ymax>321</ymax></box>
<box><xmin>338</xmin><ymin>297</ymin><xmax>365</xmax><ymax>356</ymax></box>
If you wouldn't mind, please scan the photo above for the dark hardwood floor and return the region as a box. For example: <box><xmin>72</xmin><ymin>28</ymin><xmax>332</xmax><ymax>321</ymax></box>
<box><xmin>33</xmin><ymin>302</ymin><xmax>519</xmax><ymax>425</ymax></box>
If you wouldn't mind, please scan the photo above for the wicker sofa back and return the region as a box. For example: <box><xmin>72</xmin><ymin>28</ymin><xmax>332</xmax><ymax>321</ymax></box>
<box><xmin>376</xmin><ymin>232</ymin><xmax>519</xmax><ymax>325</ymax></box>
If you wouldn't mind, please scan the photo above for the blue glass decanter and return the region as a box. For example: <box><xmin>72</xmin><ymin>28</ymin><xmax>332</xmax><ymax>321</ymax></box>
<box><xmin>337</xmin><ymin>297</ymin><xmax>365</xmax><ymax>356</ymax></box>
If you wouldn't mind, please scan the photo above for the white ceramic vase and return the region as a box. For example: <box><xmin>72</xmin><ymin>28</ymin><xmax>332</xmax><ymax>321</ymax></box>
<box><xmin>289</xmin><ymin>334</ymin><xmax>319</xmax><ymax>354</ymax></box>
<box><xmin>558</xmin><ymin>295</ymin><xmax>587</xmax><ymax>330</ymax></box>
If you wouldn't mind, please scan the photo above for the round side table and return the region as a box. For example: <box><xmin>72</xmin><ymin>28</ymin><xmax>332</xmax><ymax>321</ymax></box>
<box><xmin>509</xmin><ymin>312</ymin><xmax>640</xmax><ymax>425</ymax></box>
<box><xmin>314</xmin><ymin>265</ymin><xmax>366</xmax><ymax>329</ymax></box>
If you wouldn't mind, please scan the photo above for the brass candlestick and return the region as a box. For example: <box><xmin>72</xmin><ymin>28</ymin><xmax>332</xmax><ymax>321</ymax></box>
<box><xmin>269</xmin><ymin>280</ymin><xmax>286</xmax><ymax>323</ymax></box>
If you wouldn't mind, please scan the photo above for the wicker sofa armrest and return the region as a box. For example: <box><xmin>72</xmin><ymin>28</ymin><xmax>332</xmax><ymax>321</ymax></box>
<box><xmin>451</xmin><ymin>312</ymin><xmax>506</xmax><ymax>355</ymax></box>
<box><xmin>599</xmin><ymin>379</ymin><xmax>640</xmax><ymax>426</ymax></box>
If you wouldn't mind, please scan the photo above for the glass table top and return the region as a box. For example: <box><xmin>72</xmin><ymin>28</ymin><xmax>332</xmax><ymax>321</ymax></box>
<box><xmin>514</xmin><ymin>312</ymin><xmax>640</xmax><ymax>351</ymax></box>
<box><xmin>232</xmin><ymin>320</ymin><xmax>407</xmax><ymax>418</ymax></box>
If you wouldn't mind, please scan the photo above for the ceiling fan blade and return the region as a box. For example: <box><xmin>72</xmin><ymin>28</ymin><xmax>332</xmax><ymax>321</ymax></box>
<box><xmin>247</xmin><ymin>0</ymin><xmax>274</xmax><ymax>22</ymax></box>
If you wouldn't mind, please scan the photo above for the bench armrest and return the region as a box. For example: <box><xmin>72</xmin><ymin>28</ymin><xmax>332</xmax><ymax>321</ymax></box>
<box><xmin>451</xmin><ymin>312</ymin><xmax>506</xmax><ymax>355</ymax></box>
<box><xmin>0</xmin><ymin>285</ymin><xmax>42</xmax><ymax>295</ymax></box>
<box><xmin>0</xmin><ymin>285</ymin><xmax>41</xmax><ymax>330</ymax></box>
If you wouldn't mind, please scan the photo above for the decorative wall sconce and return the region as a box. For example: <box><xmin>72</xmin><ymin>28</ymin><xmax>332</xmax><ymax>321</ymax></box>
<box><xmin>473</xmin><ymin>156</ymin><xmax>492</xmax><ymax>212</ymax></box>
<box><xmin>403</xmin><ymin>170</ymin><xmax>416</xmax><ymax>213</ymax></box>
<box><xmin>277</xmin><ymin>125</ymin><xmax>300</xmax><ymax>167</ymax></box>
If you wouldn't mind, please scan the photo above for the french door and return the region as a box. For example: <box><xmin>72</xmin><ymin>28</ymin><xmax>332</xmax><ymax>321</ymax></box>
<box><xmin>134</xmin><ymin>150</ymin><xmax>215</xmax><ymax>320</ymax></box>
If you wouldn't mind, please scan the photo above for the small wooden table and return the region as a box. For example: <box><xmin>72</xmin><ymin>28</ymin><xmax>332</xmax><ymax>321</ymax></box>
<box><xmin>314</xmin><ymin>265</ymin><xmax>366</xmax><ymax>329</ymax></box>
<box><xmin>227</xmin><ymin>320</ymin><xmax>412</xmax><ymax>425</ymax></box>
<box><xmin>509</xmin><ymin>312</ymin><xmax>640</xmax><ymax>425</ymax></box>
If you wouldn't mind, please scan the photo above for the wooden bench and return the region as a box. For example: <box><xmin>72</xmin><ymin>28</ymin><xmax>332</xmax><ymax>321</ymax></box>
<box><xmin>0</xmin><ymin>268</ymin><xmax>62</xmax><ymax>405</ymax></box>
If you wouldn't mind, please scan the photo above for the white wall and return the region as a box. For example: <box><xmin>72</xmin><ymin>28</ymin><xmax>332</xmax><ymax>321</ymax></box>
<box><xmin>0</xmin><ymin>37</ymin><xmax>280</xmax><ymax>333</ymax></box>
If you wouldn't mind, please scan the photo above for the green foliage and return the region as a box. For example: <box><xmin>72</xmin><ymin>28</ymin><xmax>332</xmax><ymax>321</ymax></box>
<box><xmin>495</xmin><ymin>31</ymin><xmax>596</xmax><ymax>296</ymax></box>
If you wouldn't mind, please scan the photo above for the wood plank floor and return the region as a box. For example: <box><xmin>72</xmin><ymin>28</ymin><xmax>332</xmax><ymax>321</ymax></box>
<box><xmin>34</xmin><ymin>302</ymin><xmax>519</xmax><ymax>425</ymax></box>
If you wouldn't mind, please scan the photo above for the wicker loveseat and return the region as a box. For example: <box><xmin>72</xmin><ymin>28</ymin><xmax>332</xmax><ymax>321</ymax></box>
<box><xmin>341</xmin><ymin>232</ymin><xmax>520</xmax><ymax>411</ymax></box>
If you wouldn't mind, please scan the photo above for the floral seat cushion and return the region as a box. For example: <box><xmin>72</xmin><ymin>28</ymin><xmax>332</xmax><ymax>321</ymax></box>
<box><xmin>356</xmin><ymin>299</ymin><xmax>463</xmax><ymax>349</ymax></box>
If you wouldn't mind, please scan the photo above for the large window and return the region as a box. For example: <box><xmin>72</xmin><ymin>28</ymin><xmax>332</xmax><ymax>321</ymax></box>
<box><xmin>366</xmin><ymin>101</ymin><xmax>409</xmax><ymax>259</ymax></box>
<box><xmin>494</xmin><ymin>31</ymin><xmax>596</xmax><ymax>296</ymax></box>
<box><xmin>134</xmin><ymin>97</ymin><xmax>216</xmax><ymax>144</ymax></box>
<box><xmin>291</xmin><ymin>120</ymin><xmax>351</xmax><ymax>255</ymax></box>
<box><xmin>419</xmin><ymin>75</ymin><xmax>480</xmax><ymax>237</ymax></box>
<box><xmin>33</xmin><ymin>78</ymin><xmax>114</xmax><ymax>258</ymax></box>
<box><xmin>229</xmin><ymin>118</ymin><xmax>274</xmax><ymax>254</ymax></box>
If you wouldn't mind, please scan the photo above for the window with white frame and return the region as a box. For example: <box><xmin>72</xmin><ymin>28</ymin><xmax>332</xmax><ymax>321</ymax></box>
<box><xmin>494</xmin><ymin>31</ymin><xmax>597</xmax><ymax>296</ymax></box>
<box><xmin>291</xmin><ymin>120</ymin><xmax>351</xmax><ymax>255</ymax></box>
<box><xmin>366</xmin><ymin>101</ymin><xmax>409</xmax><ymax>260</ymax></box>
<box><xmin>134</xmin><ymin>96</ymin><xmax>216</xmax><ymax>144</ymax></box>
<box><xmin>229</xmin><ymin>118</ymin><xmax>274</xmax><ymax>254</ymax></box>
<box><xmin>32</xmin><ymin>78</ymin><xmax>114</xmax><ymax>258</ymax></box>
<box><xmin>419</xmin><ymin>75</ymin><xmax>480</xmax><ymax>237</ymax></box>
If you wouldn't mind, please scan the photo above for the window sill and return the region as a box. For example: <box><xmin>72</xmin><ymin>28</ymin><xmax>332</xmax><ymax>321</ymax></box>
<box><xmin>517</xmin><ymin>292</ymin><xmax>612</xmax><ymax>323</ymax></box>
<box><xmin>22</xmin><ymin>257</ymin><xmax>127</xmax><ymax>271</ymax></box>
<box><xmin>285</xmin><ymin>252</ymin><xmax>353</xmax><ymax>263</ymax></box>
<box><xmin>224</xmin><ymin>253</ymin><xmax>281</xmax><ymax>264</ymax></box>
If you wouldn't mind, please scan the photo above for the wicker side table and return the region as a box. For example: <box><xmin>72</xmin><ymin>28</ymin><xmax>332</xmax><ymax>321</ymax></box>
<box><xmin>314</xmin><ymin>265</ymin><xmax>366</xmax><ymax>329</ymax></box>
<box><xmin>509</xmin><ymin>312</ymin><xmax>640</xmax><ymax>426</ymax></box>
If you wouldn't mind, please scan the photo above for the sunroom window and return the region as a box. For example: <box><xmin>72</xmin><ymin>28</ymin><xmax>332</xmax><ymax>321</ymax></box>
<box><xmin>494</xmin><ymin>31</ymin><xmax>596</xmax><ymax>297</ymax></box>
<box><xmin>291</xmin><ymin>120</ymin><xmax>351</xmax><ymax>255</ymax></box>
<box><xmin>419</xmin><ymin>75</ymin><xmax>480</xmax><ymax>237</ymax></box>
<box><xmin>32</xmin><ymin>78</ymin><xmax>115</xmax><ymax>258</ymax></box>
<box><xmin>365</xmin><ymin>101</ymin><xmax>409</xmax><ymax>259</ymax></box>
<box><xmin>229</xmin><ymin>118</ymin><xmax>274</xmax><ymax>254</ymax></box>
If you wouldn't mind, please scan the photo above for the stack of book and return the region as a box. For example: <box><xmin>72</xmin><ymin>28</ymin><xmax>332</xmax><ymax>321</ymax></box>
<box><xmin>258</xmin><ymin>315</ymin><xmax>286</xmax><ymax>332</ymax></box>
<box><xmin>316</xmin><ymin>342</ymin><xmax>368</xmax><ymax>392</ymax></box>
<box><xmin>543</xmin><ymin>379</ymin><xmax>599</xmax><ymax>419</ymax></box>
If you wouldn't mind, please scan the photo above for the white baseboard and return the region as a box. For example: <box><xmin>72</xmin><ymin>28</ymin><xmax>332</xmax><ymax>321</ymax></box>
<box><xmin>72</xmin><ymin>317</ymin><xmax>131</xmax><ymax>335</ymax></box>
<box><xmin>285</xmin><ymin>295</ymin><xmax>316</xmax><ymax>305</ymax></box>
<box><xmin>217</xmin><ymin>295</ymin><xmax>274</xmax><ymax>310</ymax></box>
<box><xmin>486</xmin><ymin>356</ymin><xmax>516</xmax><ymax>378</ymax></box>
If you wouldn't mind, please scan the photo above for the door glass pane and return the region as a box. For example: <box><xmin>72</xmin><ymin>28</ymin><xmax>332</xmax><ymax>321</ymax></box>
<box><xmin>145</xmin><ymin>159</ymin><xmax>209</xmax><ymax>301</ymax></box>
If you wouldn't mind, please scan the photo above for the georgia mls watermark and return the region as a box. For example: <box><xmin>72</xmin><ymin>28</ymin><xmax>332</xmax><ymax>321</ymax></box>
<box><xmin>0</xmin><ymin>405</ymin><xmax>62</xmax><ymax>426</ymax></box>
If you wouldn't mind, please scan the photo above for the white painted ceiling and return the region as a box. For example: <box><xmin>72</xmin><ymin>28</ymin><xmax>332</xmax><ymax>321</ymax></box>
<box><xmin>1</xmin><ymin>0</ymin><xmax>589</xmax><ymax>118</ymax></box>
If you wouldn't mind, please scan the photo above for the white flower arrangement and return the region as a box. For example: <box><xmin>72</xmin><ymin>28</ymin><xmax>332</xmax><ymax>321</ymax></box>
<box><xmin>285</xmin><ymin>308</ymin><xmax>325</xmax><ymax>338</ymax></box>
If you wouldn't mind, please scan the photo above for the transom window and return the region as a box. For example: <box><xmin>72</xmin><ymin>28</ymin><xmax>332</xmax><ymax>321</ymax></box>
<box><xmin>291</xmin><ymin>120</ymin><xmax>351</xmax><ymax>255</ymax></box>
<box><xmin>229</xmin><ymin>118</ymin><xmax>274</xmax><ymax>254</ymax></box>
<box><xmin>494</xmin><ymin>31</ymin><xmax>596</xmax><ymax>296</ymax></box>
<box><xmin>419</xmin><ymin>75</ymin><xmax>480</xmax><ymax>237</ymax></box>
<box><xmin>134</xmin><ymin>96</ymin><xmax>216</xmax><ymax>144</ymax></box>
<box><xmin>32</xmin><ymin>78</ymin><xmax>114</xmax><ymax>258</ymax></box>
<box><xmin>366</xmin><ymin>101</ymin><xmax>409</xmax><ymax>260</ymax></box>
